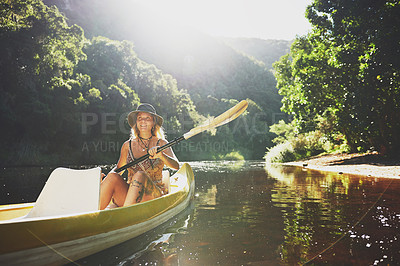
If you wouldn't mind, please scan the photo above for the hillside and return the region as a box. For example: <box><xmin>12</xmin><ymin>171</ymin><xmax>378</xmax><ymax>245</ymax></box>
<box><xmin>220</xmin><ymin>37</ymin><xmax>291</xmax><ymax>69</ymax></box>
<box><xmin>42</xmin><ymin>0</ymin><xmax>292</xmax><ymax>160</ymax></box>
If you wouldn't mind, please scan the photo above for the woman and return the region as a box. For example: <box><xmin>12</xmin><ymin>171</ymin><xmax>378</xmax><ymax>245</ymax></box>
<box><xmin>99</xmin><ymin>103</ymin><xmax>179</xmax><ymax>210</ymax></box>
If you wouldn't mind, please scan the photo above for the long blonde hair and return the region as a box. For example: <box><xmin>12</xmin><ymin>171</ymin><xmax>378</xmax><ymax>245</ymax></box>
<box><xmin>130</xmin><ymin>114</ymin><xmax>165</xmax><ymax>140</ymax></box>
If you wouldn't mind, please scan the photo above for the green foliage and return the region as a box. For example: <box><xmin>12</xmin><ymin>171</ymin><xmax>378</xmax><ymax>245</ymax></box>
<box><xmin>273</xmin><ymin>0</ymin><xmax>400</xmax><ymax>155</ymax></box>
<box><xmin>269</xmin><ymin>120</ymin><xmax>297</xmax><ymax>144</ymax></box>
<box><xmin>265</xmin><ymin>118</ymin><xmax>349</xmax><ymax>163</ymax></box>
<box><xmin>0</xmin><ymin>0</ymin><xmax>87</xmax><ymax>162</ymax></box>
<box><xmin>265</xmin><ymin>130</ymin><xmax>327</xmax><ymax>164</ymax></box>
<box><xmin>215</xmin><ymin>151</ymin><xmax>245</xmax><ymax>161</ymax></box>
<box><xmin>1</xmin><ymin>0</ymin><xmax>290</xmax><ymax>165</ymax></box>
<box><xmin>44</xmin><ymin>0</ymin><xmax>287</xmax><ymax>160</ymax></box>
<box><xmin>0</xmin><ymin>0</ymin><xmax>200</xmax><ymax>165</ymax></box>
<box><xmin>264</xmin><ymin>142</ymin><xmax>296</xmax><ymax>164</ymax></box>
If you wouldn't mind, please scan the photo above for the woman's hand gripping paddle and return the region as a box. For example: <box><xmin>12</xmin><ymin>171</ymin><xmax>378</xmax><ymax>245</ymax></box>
<box><xmin>114</xmin><ymin>100</ymin><xmax>249</xmax><ymax>173</ymax></box>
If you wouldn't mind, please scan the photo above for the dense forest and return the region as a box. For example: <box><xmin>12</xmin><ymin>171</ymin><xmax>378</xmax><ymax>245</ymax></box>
<box><xmin>267</xmin><ymin>0</ymin><xmax>400</xmax><ymax>163</ymax></box>
<box><xmin>1</xmin><ymin>0</ymin><xmax>289</xmax><ymax>165</ymax></box>
<box><xmin>4</xmin><ymin>0</ymin><xmax>396</xmax><ymax>166</ymax></box>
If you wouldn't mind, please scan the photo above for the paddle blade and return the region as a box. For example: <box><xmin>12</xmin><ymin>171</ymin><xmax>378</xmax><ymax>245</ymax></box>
<box><xmin>183</xmin><ymin>100</ymin><xmax>248</xmax><ymax>139</ymax></box>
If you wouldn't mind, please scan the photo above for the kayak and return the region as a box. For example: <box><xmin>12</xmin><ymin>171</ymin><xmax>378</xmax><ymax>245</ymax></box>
<box><xmin>0</xmin><ymin>163</ymin><xmax>194</xmax><ymax>265</ymax></box>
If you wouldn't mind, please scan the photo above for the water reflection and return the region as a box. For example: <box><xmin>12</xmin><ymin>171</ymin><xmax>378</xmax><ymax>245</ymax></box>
<box><xmin>2</xmin><ymin>161</ymin><xmax>400</xmax><ymax>265</ymax></box>
<box><xmin>266</xmin><ymin>164</ymin><xmax>400</xmax><ymax>265</ymax></box>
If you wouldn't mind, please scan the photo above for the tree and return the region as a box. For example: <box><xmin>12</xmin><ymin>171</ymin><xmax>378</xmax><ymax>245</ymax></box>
<box><xmin>43</xmin><ymin>0</ymin><xmax>286</xmax><ymax>160</ymax></box>
<box><xmin>0</xmin><ymin>0</ymin><xmax>87</xmax><ymax>162</ymax></box>
<box><xmin>274</xmin><ymin>0</ymin><xmax>400</xmax><ymax>154</ymax></box>
<box><xmin>77</xmin><ymin>36</ymin><xmax>200</xmax><ymax>141</ymax></box>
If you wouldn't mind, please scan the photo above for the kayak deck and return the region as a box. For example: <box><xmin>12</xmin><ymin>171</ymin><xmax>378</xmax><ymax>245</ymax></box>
<box><xmin>0</xmin><ymin>163</ymin><xmax>194</xmax><ymax>265</ymax></box>
<box><xmin>0</xmin><ymin>203</ymin><xmax>35</xmax><ymax>221</ymax></box>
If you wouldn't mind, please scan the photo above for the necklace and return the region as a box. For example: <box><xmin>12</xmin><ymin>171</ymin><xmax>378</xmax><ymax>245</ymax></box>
<box><xmin>139</xmin><ymin>135</ymin><xmax>152</xmax><ymax>141</ymax></box>
<box><xmin>138</xmin><ymin>136</ymin><xmax>151</xmax><ymax>152</ymax></box>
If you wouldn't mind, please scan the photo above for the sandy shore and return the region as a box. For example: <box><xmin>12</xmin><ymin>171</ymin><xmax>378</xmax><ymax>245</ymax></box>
<box><xmin>283</xmin><ymin>152</ymin><xmax>400</xmax><ymax>179</ymax></box>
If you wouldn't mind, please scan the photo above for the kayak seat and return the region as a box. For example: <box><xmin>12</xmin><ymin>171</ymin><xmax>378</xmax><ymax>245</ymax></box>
<box><xmin>26</xmin><ymin>167</ymin><xmax>101</xmax><ymax>218</ymax></box>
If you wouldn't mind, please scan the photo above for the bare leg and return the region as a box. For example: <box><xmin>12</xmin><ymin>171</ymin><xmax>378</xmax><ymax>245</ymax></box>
<box><xmin>123</xmin><ymin>172</ymin><xmax>146</xmax><ymax>206</ymax></box>
<box><xmin>123</xmin><ymin>171</ymin><xmax>162</xmax><ymax>206</ymax></box>
<box><xmin>99</xmin><ymin>173</ymin><xmax>128</xmax><ymax>210</ymax></box>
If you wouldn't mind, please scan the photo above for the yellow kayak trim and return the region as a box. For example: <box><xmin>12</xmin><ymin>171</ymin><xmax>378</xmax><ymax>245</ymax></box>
<box><xmin>0</xmin><ymin>163</ymin><xmax>194</xmax><ymax>264</ymax></box>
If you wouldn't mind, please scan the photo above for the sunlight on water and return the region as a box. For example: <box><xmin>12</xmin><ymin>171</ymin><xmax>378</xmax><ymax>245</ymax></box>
<box><xmin>2</xmin><ymin>161</ymin><xmax>400</xmax><ymax>265</ymax></box>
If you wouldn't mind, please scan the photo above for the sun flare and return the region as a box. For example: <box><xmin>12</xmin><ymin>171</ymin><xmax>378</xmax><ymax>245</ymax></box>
<box><xmin>132</xmin><ymin>0</ymin><xmax>312</xmax><ymax>40</ymax></box>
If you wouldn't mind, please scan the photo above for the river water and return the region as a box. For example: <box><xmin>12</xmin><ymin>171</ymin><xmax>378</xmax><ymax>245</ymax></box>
<box><xmin>1</xmin><ymin>161</ymin><xmax>400</xmax><ymax>265</ymax></box>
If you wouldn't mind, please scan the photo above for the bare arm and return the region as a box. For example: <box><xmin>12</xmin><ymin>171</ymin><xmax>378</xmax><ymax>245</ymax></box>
<box><xmin>148</xmin><ymin>139</ymin><xmax>180</xmax><ymax>170</ymax></box>
<box><xmin>109</xmin><ymin>141</ymin><xmax>129</xmax><ymax>175</ymax></box>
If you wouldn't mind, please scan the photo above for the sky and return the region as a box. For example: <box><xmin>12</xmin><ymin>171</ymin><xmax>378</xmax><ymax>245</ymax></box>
<box><xmin>134</xmin><ymin>0</ymin><xmax>314</xmax><ymax>40</ymax></box>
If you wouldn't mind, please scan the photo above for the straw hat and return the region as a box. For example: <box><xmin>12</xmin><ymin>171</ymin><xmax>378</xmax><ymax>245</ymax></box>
<box><xmin>127</xmin><ymin>103</ymin><xmax>164</xmax><ymax>128</ymax></box>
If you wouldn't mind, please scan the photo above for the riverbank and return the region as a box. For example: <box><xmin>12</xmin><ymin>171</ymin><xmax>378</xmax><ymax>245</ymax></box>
<box><xmin>283</xmin><ymin>152</ymin><xmax>400</xmax><ymax>179</ymax></box>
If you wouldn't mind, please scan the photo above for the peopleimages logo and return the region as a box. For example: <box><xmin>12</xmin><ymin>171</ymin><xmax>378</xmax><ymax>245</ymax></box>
<box><xmin>81</xmin><ymin>112</ymin><xmax>291</xmax><ymax>135</ymax></box>
<box><xmin>81</xmin><ymin>112</ymin><xmax>131</xmax><ymax>135</ymax></box>
<box><xmin>81</xmin><ymin>141</ymin><xmax>121</xmax><ymax>153</ymax></box>
<box><xmin>174</xmin><ymin>140</ymin><xmax>230</xmax><ymax>153</ymax></box>
<box><xmin>80</xmin><ymin>111</ymin><xmax>291</xmax><ymax>153</ymax></box>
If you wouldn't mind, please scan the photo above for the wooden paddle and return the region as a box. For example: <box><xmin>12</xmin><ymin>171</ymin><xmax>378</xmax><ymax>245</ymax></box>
<box><xmin>114</xmin><ymin>100</ymin><xmax>248</xmax><ymax>173</ymax></box>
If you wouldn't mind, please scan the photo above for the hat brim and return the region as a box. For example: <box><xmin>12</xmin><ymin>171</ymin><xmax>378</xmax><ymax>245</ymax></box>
<box><xmin>127</xmin><ymin>110</ymin><xmax>163</xmax><ymax>128</ymax></box>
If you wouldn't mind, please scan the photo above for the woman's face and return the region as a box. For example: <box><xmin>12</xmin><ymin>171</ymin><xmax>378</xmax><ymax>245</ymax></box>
<box><xmin>136</xmin><ymin>112</ymin><xmax>155</xmax><ymax>132</ymax></box>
